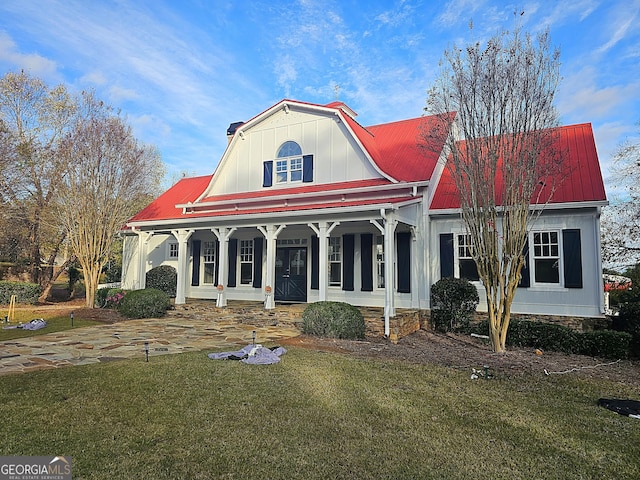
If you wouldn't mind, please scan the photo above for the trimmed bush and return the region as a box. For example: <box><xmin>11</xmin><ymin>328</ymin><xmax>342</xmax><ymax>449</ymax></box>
<box><xmin>430</xmin><ymin>277</ymin><xmax>479</xmax><ymax>332</ymax></box>
<box><xmin>117</xmin><ymin>288</ymin><xmax>171</xmax><ymax>319</ymax></box>
<box><xmin>302</xmin><ymin>301</ymin><xmax>365</xmax><ymax>340</ymax></box>
<box><xmin>0</xmin><ymin>281</ymin><xmax>41</xmax><ymax>304</ymax></box>
<box><xmin>507</xmin><ymin>319</ymin><xmax>579</xmax><ymax>354</ymax></box>
<box><xmin>145</xmin><ymin>265</ymin><xmax>177</xmax><ymax>297</ymax></box>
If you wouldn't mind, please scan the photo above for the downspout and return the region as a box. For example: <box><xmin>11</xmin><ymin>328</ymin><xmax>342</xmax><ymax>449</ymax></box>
<box><xmin>595</xmin><ymin>207</ymin><xmax>605</xmax><ymax>315</ymax></box>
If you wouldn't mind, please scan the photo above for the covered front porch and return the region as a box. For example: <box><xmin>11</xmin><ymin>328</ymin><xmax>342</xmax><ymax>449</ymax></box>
<box><xmin>170</xmin><ymin>299</ymin><xmax>426</xmax><ymax>342</ymax></box>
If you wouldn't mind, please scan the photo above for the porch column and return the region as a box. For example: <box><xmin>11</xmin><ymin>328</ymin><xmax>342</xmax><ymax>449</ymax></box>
<box><xmin>372</xmin><ymin>213</ymin><xmax>396</xmax><ymax>337</ymax></box>
<box><xmin>171</xmin><ymin>229</ymin><xmax>194</xmax><ymax>305</ymax></box>
<box><xmin>308</xmin><ymin>221</ymin><xmax>340</xmax><ymax>301</ymax></box>
<box><xmin>258</xmin><ymin>224</ymin><xmax>286</xmax><ymax>309</ymax></box>
<box><xmin>212</xmin><ymin>227</ymin><xmax>237</xmax><ymax>307</ymax></box>
<box><xmin>132</xmin><ymin>228</ymin><xmax>152</xmax><ymax>290</ymax></box>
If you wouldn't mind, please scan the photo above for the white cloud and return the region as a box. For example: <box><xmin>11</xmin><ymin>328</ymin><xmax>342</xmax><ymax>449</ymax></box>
<box><xmin>0</xmin><ymin>31</ymin><xmax>57</xmax><ymax>77</ymax></box>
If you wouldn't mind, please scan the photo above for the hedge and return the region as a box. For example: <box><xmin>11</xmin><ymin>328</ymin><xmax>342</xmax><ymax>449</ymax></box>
<box><xmin>468</xmin><ymin>318</ymin><xmax>631</xmax><ymax>359</ymax></box>
<box><xmin>0</xmin><ymin>281</ymin><xmax>42</xmax><ymax>304</ymax></box>
<box><xmin>145</xmin><ymin>265</ymin><xmax>177</xmax><ymax>297</ymax></box>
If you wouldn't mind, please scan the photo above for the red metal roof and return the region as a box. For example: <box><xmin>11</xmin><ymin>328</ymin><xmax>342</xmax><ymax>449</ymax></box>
<box><xmin>127</xmin><ymin>174</ymin><xmax>213</xmax><ymax>222</ymax></box>
<box><xmin>430</xmin><ymin>123</ymin><xmax>607</xmax><ymax>210</ymax></box>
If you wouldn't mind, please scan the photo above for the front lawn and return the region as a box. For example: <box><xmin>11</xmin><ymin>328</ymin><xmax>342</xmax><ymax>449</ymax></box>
<box><xmin>0</xmin><ymin>310</ymin><xmax>100</xmax><ymax>341</ymax></box>
<box><xmin>0</xmin><ymin>348</ymin><xmax>638</xmax><ymax>479</ymax></box>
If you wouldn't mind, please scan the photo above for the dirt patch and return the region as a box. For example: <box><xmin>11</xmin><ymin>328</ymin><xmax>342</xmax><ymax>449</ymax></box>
<box><xmin>281</xmin><ymin>329</ymin><xmax>640</xmax><ymax>387</ymax></box>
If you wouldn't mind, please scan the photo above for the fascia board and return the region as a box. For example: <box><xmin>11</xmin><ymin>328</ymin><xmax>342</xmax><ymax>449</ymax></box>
<box><xmin>177</xmin><ymin>180</ymin><xmax>429</xmax><ymax>210</ymax></box>
<box><xmin>127</xmin><ymin>200</ymin><xmax>411</xmax><ymax>231</ymax></box>
<box><xmin>429</xmin><ymin>200</ymin><xmax>609</xmax><ymax>217</ymax></box>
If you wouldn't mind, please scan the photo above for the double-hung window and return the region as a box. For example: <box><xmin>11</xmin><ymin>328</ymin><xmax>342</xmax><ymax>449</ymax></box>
<box><xmin>203</xmin><ymin>241</ymin><xmax>216</xmax><ymax>284</ymax></box>
<box><xmin>240</xmin><ymin>239</ymin><xmax>253</xmax><ymax>285</ymax></box>
<box><xmin>275</xmin><ymin>141</ymin><xmax>303</xmax><ymax>184</ymax></box>
<box><xmin>168</xmin><ymin>242</ymin><xmax>178</xmax><ymax>259</ymax></box>
<box><xmin>375</xmin><ymin>235</ymin><xmax>385</xmax><ymax>288</ymax></box>
<box><xmin>457</xmin><ymin>234</ymin><xmax>479</xmax><ymax>281</ymax></box>
<box><xmin>328</xmin><ymin>236</ymin><xmax>342</xmax><ymax>287</ymax></box>
<box><xmin>532</xmin><ymin>231</ymin><xmax>560</xmax><ymax>284</ymax></box>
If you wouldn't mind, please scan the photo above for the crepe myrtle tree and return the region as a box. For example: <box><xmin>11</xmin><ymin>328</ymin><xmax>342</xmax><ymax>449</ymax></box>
<box><xmin>423</xmin><ymin>22</ymin><xmax>565</xmax><ymax>353</ymax></box>
<box><xmin>602</xmin><ymin>123</ymin><xmax>640</xmax><ymax>268</ymax></box>
<box><xmin>57</xmin><ymin>91</ymin><xmax>164</xmax><ymax>308</ymax></box>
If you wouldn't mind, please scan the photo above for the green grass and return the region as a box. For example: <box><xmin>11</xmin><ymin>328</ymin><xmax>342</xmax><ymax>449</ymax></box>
<box><xmin>0</xmin><ymin>349</ymin><xmax>638</xmax><ymax>479</ymax></box>
<box><xmin>0</xmin><ymin>311</ymin><xmax>100</xmax><ymax>341</ymax></box>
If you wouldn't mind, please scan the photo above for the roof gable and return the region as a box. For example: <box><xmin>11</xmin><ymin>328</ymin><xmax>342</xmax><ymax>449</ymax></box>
<box><xmin>430</xmin><ymin>123</ymin><xmax>607</xmax><ymax>210</ymax></box>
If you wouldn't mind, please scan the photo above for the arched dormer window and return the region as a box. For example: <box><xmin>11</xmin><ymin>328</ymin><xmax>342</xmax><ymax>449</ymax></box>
<box><xmin>276</xmin><ymin>141</ymin><xmax>303</xmax><ymax>183</ymax></box>
<box><xmin>263</xmin><ymin>141</ymin><xmax>313</xmax><ymax>187</ymax></box>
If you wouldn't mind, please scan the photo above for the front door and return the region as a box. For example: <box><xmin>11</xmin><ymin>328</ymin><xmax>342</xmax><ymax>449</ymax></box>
<box><xmin>275</xmin><ymin>247</ymin><xmax>307</xmax><ymax>302</ymax></box>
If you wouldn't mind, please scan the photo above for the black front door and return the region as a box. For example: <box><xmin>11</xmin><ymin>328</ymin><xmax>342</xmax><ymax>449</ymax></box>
<box><xmin>275</xmin><ymin>247</ymin><xmax>307</xmax><ymax>302</ymax></box>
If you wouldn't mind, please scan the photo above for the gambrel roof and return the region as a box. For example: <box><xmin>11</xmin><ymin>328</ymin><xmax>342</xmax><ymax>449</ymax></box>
<box><xmin>126</xmin><ymin>101</ymin><xmax>606</xmax><ymax>227</ymax></box>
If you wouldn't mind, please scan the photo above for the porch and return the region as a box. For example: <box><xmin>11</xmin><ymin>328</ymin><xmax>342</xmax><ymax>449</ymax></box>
<box><xmin>169</xmin><ymin>300</ymin><xmax>426</xmax><ymax>343</ymax></box>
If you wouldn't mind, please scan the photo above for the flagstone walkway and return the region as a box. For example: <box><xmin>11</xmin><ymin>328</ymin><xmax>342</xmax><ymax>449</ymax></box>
<box><xmin>0</xmin><ymin>304</ymin><xmax>302</xmax><ymax>376</ymax></box>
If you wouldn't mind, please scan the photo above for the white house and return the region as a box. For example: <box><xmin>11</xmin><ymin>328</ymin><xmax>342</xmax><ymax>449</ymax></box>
<box><xmin>122</xmin><ymin>99</ymin><xmax>608</xmax><ymax>335</ymax></box>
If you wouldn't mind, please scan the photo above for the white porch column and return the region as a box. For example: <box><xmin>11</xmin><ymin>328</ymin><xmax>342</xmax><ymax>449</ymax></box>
<box><xmin>258</xmin><ymin>224</ymin><xmax>286</xmax><ymax>309</ymax></box>
<box><xmin>372</xmin><ymin>213</ymin><xmax>397</xmax><ymax>337</ymax></box>
<box><xmin>212</xmin><ymin>227</ymin><xmax>237</xmax><ymax>307</ymax></box>
<box><xmin>170</xmin><ymin>229</ymin><xmax>194</xmax><ymax>305</ymax></box>
<box><xmin>308</xmin><ymin>221</ymin><xmax>339</xmax><ymax>302</ymax></box>
<box><xmin>132</xmin><ymin>228</ymin><xmax>153</xmax><ymax>290</ymax></box>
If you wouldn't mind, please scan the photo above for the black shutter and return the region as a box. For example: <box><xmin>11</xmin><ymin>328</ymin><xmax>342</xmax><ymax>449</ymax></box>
<box><xmin>360</xmin><ymin>234</ymin><xmax>373</xmax><ymax>292</ymax></box>
<box><xmin>563</xmin><ymin>229</ymin><xmax>583</xmax><ymax>288</ymax></box>
<box><xmin>440</xmin><ymin>233</ymin><xmax>454</xmax><ymax>278</ymax></box>
<box><xmin>311</xmin><ymin>235</ymin><xmax>319</xmax><ymax>290</ymax></box>
<box><xmin>343</xmin><ymin>234</ymin><xmax>355</xmax><ymax>291</ymax></box>
<box><xmin>191</xmin><ymin>240</ymin><xmax>201</xmax><ymax>286</ymax></box>
<box><xmin>214</xmin><ymin>239</ymin><xmax>220</xmax><ymax>286</ymax></box>
<box><xmin>302</xmin><ymin>154</ymin><xmax>313</xmax><ymax>182</ymax></box>
<box><xmin>227</xmin><ymin>238</ymin><xmax>237</xmax><ymax>287</ymax></box>
<box><xmin>253</xmin><ymin>237</ymin><xmax>263</xmax><ymax>288</ymax></box>
<box><xmin>518</xmin><ymin>238</ymin><xmax>530</xmax><ymax>288</ymax></box>
<box><xmin>397</xmin><ymin>232</ymin><xmax>411</xmax><ymax>293</ymax></box>
<box><xmin>263</xmin><ymin>161</ymin><xmax>273</xmax><ymax>187</ymax></box>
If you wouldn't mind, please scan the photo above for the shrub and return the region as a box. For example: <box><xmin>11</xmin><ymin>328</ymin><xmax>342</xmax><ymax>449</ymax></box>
<box><xmin>96</xmin><ymin>287</ymin><xmax>126</xmax><ymax>309</ymax></box>
<box><xmin>67</xmin><ymin>265</ymin><xmax>81</xmax><ymax>293</ymax></box>
<box><xmin>0</xmin><ymin>281</ymin><xmax>41</xmax><ymax>304</ymax></box>
<box><xmin>145</xmin><ymin>265</ymin><xmax>177</xmax><ymax>297</ymax></box>
<box><xmin>507</xmin><ymin>319</ymin><xmax>579</xmax><ymax>354</ymax></box>
<box><xmin>117</xmin><ymin>288</ymin><xmax>171</xmax><ymax>319</ymax></box>
<box><xmin>579</xmin><ymin>330</ymin><xmax>631</xmax><ymax>359</ymax></box>
<box><xmin>613</xmin><ymin>301</ymin><xmax>640</xmax><ymax>357</ymax></box>
<box><xmin>302</xmin><ymin>301</ymin><xmax>365</xmax><ymax>340</ymax></box>
<box><xmin>430</xmin><ymin>277</ymin><xmax>479</xmax><ymax>333</ymax></box>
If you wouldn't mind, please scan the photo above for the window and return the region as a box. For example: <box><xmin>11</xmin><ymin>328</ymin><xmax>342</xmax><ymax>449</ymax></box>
<box><xmin>275</xmin><ymin>141</ymin><xmax>303</xmax><ymax>184</ymax></box>
<box><xmin>375</xmin><ymin>235</ymin><xmax>385</xmax><ymax>288</ymax></box>
<box><xmin>240</xmin><ymin>239</ymin><xmax>253</xmax><ymax>285</ymax></box>
<box><xmin>457</xmin><ymin>234</ymin><xmax>479</xmax><ymax>281</ymax></box>
<box><xmin>168</xmin><ymin>242</ymin><xmax>178</xmax><ymax>258</ymax></box>
<box><xmin>328</xmin><ymin>236</ymin><xmax>341</xmax><ymax>287</ymax></box>
<box><xmin>203</xmin><ymin>241</ymin><xmax>216</xmax><ymax>284</ymax></box>
<box><xmin>532</xmin><ymin>231</ymin><xmax>560</xmax><ymax>284</ymax></box>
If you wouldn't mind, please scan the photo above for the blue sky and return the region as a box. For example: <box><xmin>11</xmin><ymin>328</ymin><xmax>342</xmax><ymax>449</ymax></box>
<box><xmin>0</xmin><ymin>0</ymin><xmax>638</xmax><ymax>197</ymax></box>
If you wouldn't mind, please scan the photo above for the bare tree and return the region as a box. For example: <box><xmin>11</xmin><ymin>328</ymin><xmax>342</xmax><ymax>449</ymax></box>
<box><xmin>424</xmin><ymin>23</ymin><xmax>564</xmax><ymax>353</ymax></box>
<box><xmin>0</xmin><ymin>71</ymin><xmax>77</xmax><ymax>297</ymax></box>
<box><xmin>57</xmin><ymin>92</ymin><xmax>164</xmax><ymax>308</ymax></box>
<box><xmin>602</xmin><ymin>125</ymin><xmax>640</xmax><ymax>268</ymax></box>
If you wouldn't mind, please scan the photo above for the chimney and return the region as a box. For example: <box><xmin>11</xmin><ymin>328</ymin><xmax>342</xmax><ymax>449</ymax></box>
<box><xmin>226</xmin><ymin>121</ymin><xmax>244</xmax><ymax>144</ymax></box>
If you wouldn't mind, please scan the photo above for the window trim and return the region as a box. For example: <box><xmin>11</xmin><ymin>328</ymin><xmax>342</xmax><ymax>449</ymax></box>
<box><xmin>239</xmin><ymin>239</ymin><xmax>254</xmax><ymax>285</ymax></box>
<box><xmin>530</xmin><ymin>229</ymin><xmax>564</xmax><ymax>288</ymax></box>
<box><xmin>275</xmin><ymin>141</ymin><xmax>303</xmax><ymax>185</ymax></box>
<box><xmin>328</xmin><ymin>236</ymin><xmax>342</xmax><ymax>288</ymax></box>
<box><xmin>452</xmin><ymin>233</ymin><xmax>480</xmax><ymax>283</ymax></box>
<box><xmin>167</xmin><ymin>242</ymin><xmax>178</xmax><ymax>259</ymax></box>
<box><xmin>202</xmin><ymin>240</ymin><xmax>217</xmax><ymax>285</ymax></box>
